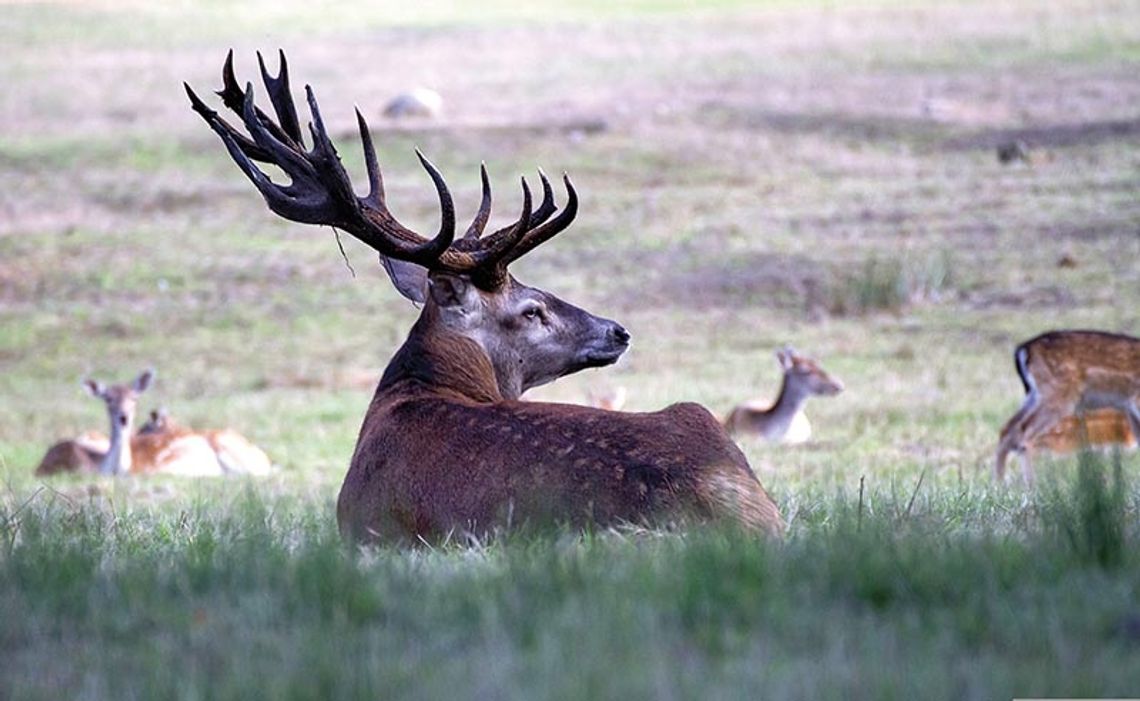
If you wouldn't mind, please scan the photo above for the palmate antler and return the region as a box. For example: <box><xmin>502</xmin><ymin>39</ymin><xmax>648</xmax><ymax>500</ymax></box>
<box><xmin>185</xmin><ymin>50</ymin><xmax>578</xmax><ymax>289</ymax></box>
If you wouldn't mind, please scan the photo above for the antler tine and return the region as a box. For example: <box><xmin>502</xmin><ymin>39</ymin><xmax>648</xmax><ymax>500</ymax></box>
<box><xmin>185</xmin><ymin>82</ymin><xmax>291</xmax><ymax>206</ymax></box>
<box><xmin>306</xmin><ymin>88</ymin><xmax>455</xmax><ymax>262</ymax></box>
<box><xmin>257</xmin><ymin>49</ymin><xmax>304</xmax><ymax>145</ymax></box>
<box><xmin>356</xmin><ymin>107</ymin><xmax>385</xmax><ymax>205</ymax></box>
<box><xmin>477</xmin><ymin>176</ymin><xmax>532</xmax><ymax>254</ymax></box>
<box><xmin>191</xmin><ymin>52</ymin><xmax>579</xmax><ymax>281</ymax></box>
<box><xmin>514</xmin><ymin>175</ymin><xmax>534</xmax><ymax>242</ymax></box>
<box><xmin>413</xmin><ymin>149</ymin><xmax>457</xmax><ymax>251</ymax></box>
<box><xmin>484</xmin><ymin>168</ymin><xmax>557</xmax><ymax>240</ymax></box>
<box><xmin>530</xmin><ymin>169</ymin><xmax>558</xmax><ymax>226</ymax></box>
<box><xmin>500</xmin><ymin>173</ymin><xmax>578</xmax><ymax>266</ymax></box>
<box><xmin>216</xmin><ymin>50</ymin><xmax>247</xmax><ymax>114</ymax></box>
<box><xmin>216</xmin><ymin>50</ymin><xmax>300</xmax><ymax>160</ymax></box>
<box><xmin>463</xmin><ymin>163</ymin><xmax>493</xmax><ymax>240</ymax></box>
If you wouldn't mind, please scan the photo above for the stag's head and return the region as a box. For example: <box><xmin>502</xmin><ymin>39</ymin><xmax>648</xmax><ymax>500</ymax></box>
<box><xmin>186</xmin><ymin>51</ymin><xmax>629</xmax><ymax>398</ymax></box>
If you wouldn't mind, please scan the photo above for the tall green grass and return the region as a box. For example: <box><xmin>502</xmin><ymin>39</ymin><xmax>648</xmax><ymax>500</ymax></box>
<box><xmin>2</xmin><ymin>460</ymin><xmax>1138</xmax><ymax>699</ymax></box>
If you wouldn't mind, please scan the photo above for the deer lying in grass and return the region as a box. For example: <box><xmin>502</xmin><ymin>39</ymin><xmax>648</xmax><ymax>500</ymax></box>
<box><xmin>34</xmin><ymin>431</ymin><xmax>108</xmax><ymax>476</ymax></box>
<box><xmin>140</xmin><ymin>408</ymin><xmax>273</xmax><ymax>476</ymax></box>
<box><xmin>996</xmin><ymin>330</ymin><xmax>1140</xmax><ymax>483</ymax></box>
<box><xmin>186</xmin><ymin>51</ymin><xmax>784</xmax><ymax>544</ymax></box>
<box><xmin>35</xmin><ymin>371</ymin><xmax>271</xmax><ymax>477</ymax></box>
<box><xmin>724</xmin><ymin>347</ymin><xmax>844</xmax><ymax>443</ymax></box>
<box><xmin>36</xmin><ymin>370</ymin><xmax>219</xmax><ymax>476</ymax></box>
<box><xmin>36</xmin><ymin>370</ymin><xmax>157</xmax><ymax>475</ymax></box>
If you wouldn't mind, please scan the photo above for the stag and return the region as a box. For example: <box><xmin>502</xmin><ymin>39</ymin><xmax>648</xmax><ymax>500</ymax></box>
<box><xmin>186</xmin><ymin>52</ymin><xmax>784</xmax><ymax>543</ymax></box>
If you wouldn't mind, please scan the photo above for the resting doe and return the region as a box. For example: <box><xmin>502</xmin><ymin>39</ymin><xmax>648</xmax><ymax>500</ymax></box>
<box><xmin>724</xmin><ymin>346</ymin><xmax>843</xmax><ymax>443</ymax></box>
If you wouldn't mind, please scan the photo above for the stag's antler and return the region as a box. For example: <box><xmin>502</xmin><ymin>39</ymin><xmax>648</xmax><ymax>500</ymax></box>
<box><xmin>185</xmin><ymin>50</ymin><xmax>578</xmax><ymax>289</ymax></box>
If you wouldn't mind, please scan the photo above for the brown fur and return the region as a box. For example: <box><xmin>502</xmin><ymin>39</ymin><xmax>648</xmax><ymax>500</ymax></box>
<box><xmin>128</xmin><ymin>430</ymin><xmax>218</xmax><ymax>475</ymax></box>
<box><xmin>996</xmin><ymin>330</ymin><xmax>1140</xmax><ymax>482</ymax></box>
<box><xmin>337</xmin><ymin>327</ymin><xmax>785</xmax><ymax>544</ymax></box>
<box><xmin>34</xmin><ymin>439</ymin><xmax>103</xmax><ymax>476</ymax></box>
<box><xmin>136</xmin><ymin>411</ymin><xmax>272</xmax><ymax>476</ymax></box>
<box><xmin>1033</xmin><ymin>408</ymin><xmax>1137</xmax><ymax>453</ymax></box>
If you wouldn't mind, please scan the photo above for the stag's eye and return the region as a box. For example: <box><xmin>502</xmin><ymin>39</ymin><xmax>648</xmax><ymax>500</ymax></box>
<box><xmin>521</xmin><ymin>304</ymin><xmax>547</xmax><ymax>323</ymax></box>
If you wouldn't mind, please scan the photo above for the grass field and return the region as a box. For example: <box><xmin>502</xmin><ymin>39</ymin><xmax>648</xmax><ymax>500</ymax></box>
<box><xmin>2</xmin><ymin>0</ymin><xmax>1140</xmax><ymax>697</ymax></box>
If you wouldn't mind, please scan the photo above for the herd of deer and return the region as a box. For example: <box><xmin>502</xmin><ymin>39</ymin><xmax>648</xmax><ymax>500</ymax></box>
<box><xmin>36</xmin><ymin>369</ymin><xmax>272</xmax><ymax>478</ymax></box>
<box><xmin>34</xmin><ymin>53</ymin><xmax>1140</xmax><ymax>545</ymax></box>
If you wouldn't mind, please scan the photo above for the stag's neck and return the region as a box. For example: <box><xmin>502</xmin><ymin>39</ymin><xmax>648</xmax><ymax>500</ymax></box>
<box><xmin>378</xmin><ymin>315</ymin><xmax>504</xmax><ymax>404</ymax></box>
<box><xmin>99</xmin><ymin>419</ymin><xmax>132</xmax><ymax>476</ymax></box>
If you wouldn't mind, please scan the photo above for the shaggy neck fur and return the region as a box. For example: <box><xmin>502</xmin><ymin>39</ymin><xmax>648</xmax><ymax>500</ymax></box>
<box><xmin>378</xmin><ymin>308</ymin><xmax>505</xmax><ymax>404</ymax></box>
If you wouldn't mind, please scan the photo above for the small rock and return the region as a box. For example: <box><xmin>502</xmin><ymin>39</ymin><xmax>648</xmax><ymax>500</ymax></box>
<box><xmin>383</xmin><ymin>88</ymin><xmax>443</xmax><ymax>119</ymax></box>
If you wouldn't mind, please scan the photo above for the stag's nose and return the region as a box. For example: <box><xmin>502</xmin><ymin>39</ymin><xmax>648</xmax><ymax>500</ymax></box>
<box><xmin>610</xmin><ymin>323</ymin><xmax>631</xmax><ymax>346</ymax></box>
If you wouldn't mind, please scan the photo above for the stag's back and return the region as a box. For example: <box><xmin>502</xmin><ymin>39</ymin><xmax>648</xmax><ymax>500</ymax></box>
<box><xmin>339</xmin><ymin>395</ymin><xmax>783</xmax><ymax>544</ymax></box>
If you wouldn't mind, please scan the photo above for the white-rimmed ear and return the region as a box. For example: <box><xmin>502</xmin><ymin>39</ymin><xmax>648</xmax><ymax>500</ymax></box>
<box><xmin>83</xmin><ymin>379</ymin><xmax>105</xmax><ymax>398</ymax></box>
<box><xmin>132</xmin><ymin>369</ymin><xmax>155</xmax><ymax>393</ymax></box>
<box><xmin>380</xmin><ymin>254</ymin><xmax>429</xmax><ymax>305</ymax></box>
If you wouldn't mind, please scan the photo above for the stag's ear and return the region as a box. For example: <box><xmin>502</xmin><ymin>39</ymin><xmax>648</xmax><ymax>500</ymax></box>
<box><xmin>380</xmin><ymin>255</ymin><xmax>429</xmax><ymax>305</ymax></box>
<box><xmin>427</xmin><ymin>272</ymin><xmax>476</xmax><ymax>310</ymax></box>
